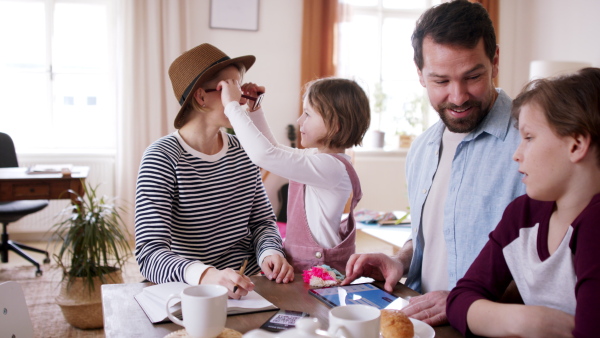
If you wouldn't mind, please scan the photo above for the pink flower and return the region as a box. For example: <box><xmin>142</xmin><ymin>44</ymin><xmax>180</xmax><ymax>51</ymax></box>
<box><xmin>302</xmin><ymin>266</ymin><xmax>336</xmax><ymax>284</ymax></box>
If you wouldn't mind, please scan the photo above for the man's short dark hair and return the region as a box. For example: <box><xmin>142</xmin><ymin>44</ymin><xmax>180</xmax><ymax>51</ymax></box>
<box><xmin>412</xmin><ymin>0</ymin><xmax>497</xmax><ymax>70</ymax></box>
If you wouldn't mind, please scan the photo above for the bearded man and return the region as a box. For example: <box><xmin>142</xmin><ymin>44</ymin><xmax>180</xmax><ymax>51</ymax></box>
<box><xmin>342</xmin><ymin>0</ymin><xmax>526</xmax><ymax>327</ymax></box>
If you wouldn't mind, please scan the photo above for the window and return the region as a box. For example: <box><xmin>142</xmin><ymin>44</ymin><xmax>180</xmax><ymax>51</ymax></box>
<box><xmin>0</xmin><ymin>0</ymin><xmax>116</xmax><ymax>152</ymax></box>
<box><xmin>337</xmin><ymin>0</ymin><xmax>441</xmax><ymax>147</ymax></box>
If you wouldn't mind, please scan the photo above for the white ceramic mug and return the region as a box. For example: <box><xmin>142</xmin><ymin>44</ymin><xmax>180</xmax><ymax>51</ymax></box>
<box><xmin>328</xmin><ymin>304</ymin><xmax>381</xmax><ymax>338</ymax></box>
<box><xmin>166</xmin><ymin>285</ymin><xmax>228</xmax><ymax>338</ymax></box>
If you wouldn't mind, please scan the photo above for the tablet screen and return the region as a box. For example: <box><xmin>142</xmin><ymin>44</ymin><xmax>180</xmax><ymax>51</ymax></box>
<box><xmin>308</xmin><ymin>283</ymin><xmax>397</xmax><ymax>309</ymax></box>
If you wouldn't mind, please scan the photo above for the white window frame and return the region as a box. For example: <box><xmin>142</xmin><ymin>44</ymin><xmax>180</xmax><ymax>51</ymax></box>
<box><xmin>337</xmin><ymin>0</ymin><xmax>441</xmax><ymax>149</ymax></box>
<box><xmin>0</xmin><ymin>0</ymin><xmax>117</xmax><ymax>154</ymax></box>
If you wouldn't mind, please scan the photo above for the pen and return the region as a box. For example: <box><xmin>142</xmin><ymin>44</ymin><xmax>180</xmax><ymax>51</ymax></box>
<box><xmin>232</xmin><ymin>257</ymin><xmax>249</xmax><ymax>293</ymax></box>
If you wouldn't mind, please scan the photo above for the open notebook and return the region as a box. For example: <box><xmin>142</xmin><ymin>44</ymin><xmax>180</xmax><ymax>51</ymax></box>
<box><xmin>134</xmin><ymin>282</ymin><xmax>278</xmax><ymax>324</ymax></box>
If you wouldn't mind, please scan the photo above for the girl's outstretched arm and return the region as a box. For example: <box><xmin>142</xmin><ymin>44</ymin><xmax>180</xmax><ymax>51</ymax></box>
<box><xmin>219</xmin><ymin>80</ymin><xmax>345</xmax><ymax>188</ymax></box>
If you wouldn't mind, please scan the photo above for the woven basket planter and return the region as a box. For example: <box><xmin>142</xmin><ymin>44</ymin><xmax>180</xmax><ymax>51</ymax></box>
<box><xmin>55</xmin><ymin>269</ymin><xmax>124</xmax><ymax>329</ymax></box>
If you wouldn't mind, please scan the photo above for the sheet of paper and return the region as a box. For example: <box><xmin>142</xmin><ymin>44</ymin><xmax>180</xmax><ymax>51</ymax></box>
<box><xmin>27</xmin><ymin>164</ymin><xmax>73</xmax><ymax>174</ymax></box>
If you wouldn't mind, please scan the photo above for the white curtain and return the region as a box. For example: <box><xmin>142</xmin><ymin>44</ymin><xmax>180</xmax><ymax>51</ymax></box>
<box><xmin>116</xmin><ymin>0</ymin><xmax>194</xmax><ymax>234</ymax></box>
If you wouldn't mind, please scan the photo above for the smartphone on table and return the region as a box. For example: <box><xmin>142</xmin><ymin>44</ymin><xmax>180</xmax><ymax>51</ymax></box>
<box><xmin>259</xmin><ymin>309</ymin><xmax>311</xmax><ymax>332</ymax></box>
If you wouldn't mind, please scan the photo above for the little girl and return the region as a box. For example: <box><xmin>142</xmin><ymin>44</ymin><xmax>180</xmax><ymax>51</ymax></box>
<box><xmin>218</xmin><ymin>77</ymin><xmax>371</xmax><ymax>273</ymax></box>
<box><xmin>447</xmin><ymin>68</ymin><xmax>600</xmax><ymax>337</ymax></box>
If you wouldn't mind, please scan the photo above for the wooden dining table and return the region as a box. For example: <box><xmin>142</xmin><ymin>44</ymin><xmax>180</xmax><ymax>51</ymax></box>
<box><xmin>102</xmin><ymin>274</ymin><xmax>462</xmax><ymax>337</ymax></box>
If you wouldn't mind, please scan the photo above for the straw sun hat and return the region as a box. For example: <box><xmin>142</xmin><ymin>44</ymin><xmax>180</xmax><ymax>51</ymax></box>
<box><xmin>169</xmin><ymin>43</ymin><xmax>256</xmax><ymax>129</ymax></box>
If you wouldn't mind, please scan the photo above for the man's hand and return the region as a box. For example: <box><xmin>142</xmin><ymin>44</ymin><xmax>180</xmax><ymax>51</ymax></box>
<box><xmin>402</xmin><ymin>290</ymin><xmax>449</xmax><ymax>327</ymax></box>
<box><xmin>200</xmin><ymin>267</ymin><xmax>254</xmax><ymax>300</ymax></box>
<box><xmin>341</xmin><ymin>253</ymin><xmax>404</xmax><ymax>293</ymax></box>
<box><xmin>261</xmin><ymin>255</ymin><xmax>294</xmax><ymax>284</ymax></box>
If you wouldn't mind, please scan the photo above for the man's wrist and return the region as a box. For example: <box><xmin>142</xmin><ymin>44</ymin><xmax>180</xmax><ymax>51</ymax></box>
<box><xmin>394</xmin><ymin>240</ymin><xmax>413</xmax><ymax>276</ymax></box>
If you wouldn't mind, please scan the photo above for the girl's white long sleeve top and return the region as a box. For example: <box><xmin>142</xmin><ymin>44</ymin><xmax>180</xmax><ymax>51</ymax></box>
<box><xmin>225</xmin><ymin>102</ymin><xmax>352</xmax><ymax>249</ymax></box>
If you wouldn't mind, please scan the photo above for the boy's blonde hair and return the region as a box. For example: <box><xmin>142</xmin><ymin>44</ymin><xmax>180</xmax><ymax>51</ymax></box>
<box><xmin>512</xmin><ymin>67</ymin><xmax>600</xmax><ymax>166</ymax></box>
<box><xmin>303</xmin><ymin>78</ymin><xmax>371</xmax><ymax>149</ymax></box>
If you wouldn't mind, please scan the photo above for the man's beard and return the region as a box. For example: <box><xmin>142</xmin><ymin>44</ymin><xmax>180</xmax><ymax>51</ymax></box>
<box><xmin>435</xmin><ymin>100</ymin><xmax>490</xmax><ymax>133</ymax></box>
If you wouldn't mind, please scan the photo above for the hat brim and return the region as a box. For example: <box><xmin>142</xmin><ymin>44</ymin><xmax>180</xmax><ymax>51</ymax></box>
<box><xmin>174</xmin><ymin>54</ymin><xmax>256</xmax><ymax>129</ymax></box>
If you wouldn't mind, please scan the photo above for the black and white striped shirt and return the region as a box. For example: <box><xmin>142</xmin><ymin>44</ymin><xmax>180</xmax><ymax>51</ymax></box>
<box><xmin>135</xmin><ymin>131</ymin><xmax>283</xmax><ymax>284</ymax></box>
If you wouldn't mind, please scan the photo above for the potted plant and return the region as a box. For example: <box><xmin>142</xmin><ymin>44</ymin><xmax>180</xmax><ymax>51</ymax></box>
<box><xmin>367</xmin><ymin>82</ymin><xmax>387</xmax><ymax>148</ymax></box>
<box><xmin>396</xmin><ymin>93</ymin><xmax>427</xmax><ymax>148</ymax></box>
<box><xmin>51</xmin><ymin>181</ymin><xmax>131</xmax><ymax>329</ymax></box>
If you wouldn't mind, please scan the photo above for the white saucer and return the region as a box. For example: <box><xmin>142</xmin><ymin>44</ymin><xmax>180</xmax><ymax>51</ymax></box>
<box><xmin>410</xmin><ymin>318</ymin><xmax>435</xmax><ymax>338</ymax></box>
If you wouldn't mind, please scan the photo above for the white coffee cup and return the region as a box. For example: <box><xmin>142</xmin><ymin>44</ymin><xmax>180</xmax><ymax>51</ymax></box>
<box><xmin>166</xmin><ymin>284</ymin><xmax>228</xmax><ymax>338</ymax></box>
<box><xmin>328</xmin><ymin>304</ymin><xmax>381</xmax><ymax>338</ymax></box>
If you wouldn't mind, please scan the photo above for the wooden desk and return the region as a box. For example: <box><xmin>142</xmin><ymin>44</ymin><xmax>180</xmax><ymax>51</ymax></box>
<box><xmin>102</xmin><ymin>275</ymin><xmax>462</xmax><ymax>338</ymax></box>
<box><xmin>0</xmin><ymin>167</ymin><xmax>89</xmax><ymax>203</ymax></box>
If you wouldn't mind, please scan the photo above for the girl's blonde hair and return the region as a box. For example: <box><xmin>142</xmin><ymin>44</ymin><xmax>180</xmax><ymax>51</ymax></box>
<box><xmin>303</xmin><ymin>78</ymin><xmax>371</xmax><ymax>149</ymax></box>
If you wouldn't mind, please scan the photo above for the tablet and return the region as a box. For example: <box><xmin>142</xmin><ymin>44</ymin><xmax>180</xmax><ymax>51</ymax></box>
<box><xmin>308</xmin><ymin>283</ymin><xmax>397</xmax><ymax>309</ymax></box>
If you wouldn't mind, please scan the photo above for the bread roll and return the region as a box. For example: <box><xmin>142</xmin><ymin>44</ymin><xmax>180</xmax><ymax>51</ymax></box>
<box><xmin>380</xmin><ymin>309</ymin><xmax>414</xmax><ymax>338</ymax></box>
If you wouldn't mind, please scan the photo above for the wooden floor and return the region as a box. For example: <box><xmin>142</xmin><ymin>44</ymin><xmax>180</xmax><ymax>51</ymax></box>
<box><xmin>1</xmin><ymin>240</ymin><xmax>62</xmax><ymax>270</ymax></box>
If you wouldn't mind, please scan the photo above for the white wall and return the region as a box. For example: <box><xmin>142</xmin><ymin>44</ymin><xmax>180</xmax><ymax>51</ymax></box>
<box><xmin>352</xmin><ymin>149</ymin><xmax>410</xmax><ymax>212</ymax></box>
<box><xmin>188</xmin><ymin>0</ymin><xmax>303</xmax><ymax>145</ymax></box>
<box><xmin>499</xmin><ymin>0</ymin><xmax>600</xmax><ymax>98</ymax></box>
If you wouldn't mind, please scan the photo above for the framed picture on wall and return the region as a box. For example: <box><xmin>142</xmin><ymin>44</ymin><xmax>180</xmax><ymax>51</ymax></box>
<box><xmin>210</xmin><ymin>0</ymin><xmax>259</xmax><ymax>31</ymax></box>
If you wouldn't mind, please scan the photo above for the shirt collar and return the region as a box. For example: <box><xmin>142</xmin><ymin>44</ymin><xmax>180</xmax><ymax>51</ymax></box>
<box><xmin>466</xmin><ymin>89</ymin><xmax>513</xmax><ymax>142</ymax></box>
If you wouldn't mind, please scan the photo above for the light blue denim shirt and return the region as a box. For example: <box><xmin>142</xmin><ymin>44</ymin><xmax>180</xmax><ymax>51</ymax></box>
<box><xmin>405</xmin><ymin>89</ymin><xmax>526</xmax><ymax>293</ymax></box>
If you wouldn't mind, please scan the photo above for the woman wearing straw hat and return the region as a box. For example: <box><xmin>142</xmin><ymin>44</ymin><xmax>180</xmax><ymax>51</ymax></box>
<box><xmin>135</xmin><ymin>44</ymin><xmax>294</xmax><ymax>298</ymax></box>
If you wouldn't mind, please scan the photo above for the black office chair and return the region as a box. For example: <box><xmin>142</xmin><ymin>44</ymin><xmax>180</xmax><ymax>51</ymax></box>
<box><xmin>0</xmin><ymin>132</ymin><xmax>50</xmax><ymax>276</ymax></box>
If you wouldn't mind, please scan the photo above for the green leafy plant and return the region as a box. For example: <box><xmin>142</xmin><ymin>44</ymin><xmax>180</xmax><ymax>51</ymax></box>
<box><xmin>373</xmin><ymin>82</ymin><xmax>388</xmax><ymax>131</ymax></box>
<box><xmin>51</xmin><ymin>181</ymin><xmax>131</xmax><ymax>292</ymax></box>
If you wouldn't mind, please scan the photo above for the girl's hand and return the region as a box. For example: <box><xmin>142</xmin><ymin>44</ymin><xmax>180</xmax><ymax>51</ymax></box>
<box><xmin>241</xmin><ymin>82</ymin><xmax>266</xmax><ymax>111</ymax></box>
<box><xmin>200</xmin><ymin>267</ymin><xmax>255</xmax><ymax>300</ymax></box>
<box><xmin>261</xmin><ymin>255</ymin><xmax>294</xmax><ymax>283</ymax></box>
<box><xmin>217</xmin><ymin>79</ymin><xmax>242</xmax><ymax>107</ymax></box>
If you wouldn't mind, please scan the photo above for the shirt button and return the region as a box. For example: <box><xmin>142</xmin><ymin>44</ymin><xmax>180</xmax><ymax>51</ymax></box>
<box><xmin>315</xmin><ymin>252</ymin><xmax>322</xmax><ymax>259</ymax></box>
<box><xmin>435</xmin><ymin>150</ymin><xmax>439</xmax><ymax>156</ymax></box>
<box><xmin>422</xmin><ymin>189</ymin><xmax>427</xmax><ymax>194</ymax></box>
